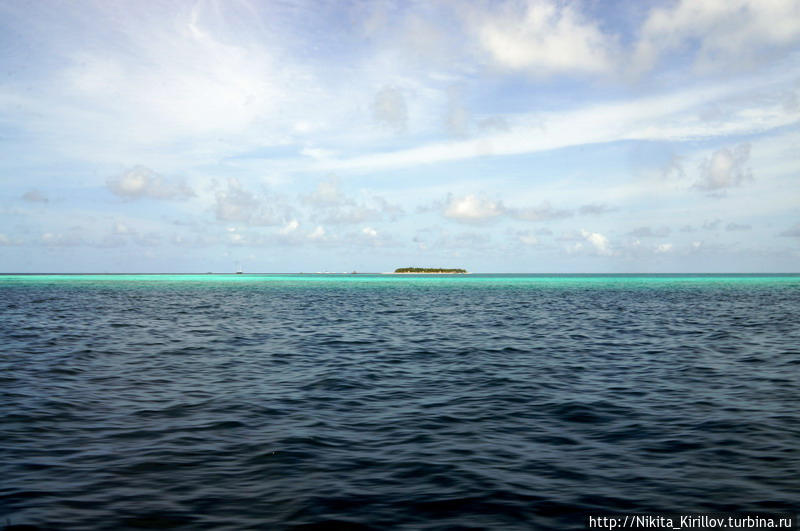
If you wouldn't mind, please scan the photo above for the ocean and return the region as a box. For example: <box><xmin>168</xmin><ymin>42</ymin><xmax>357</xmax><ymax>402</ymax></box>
<box><xmin>2</xmin><ymin>274</ymin><xmax>799</xmax><ymax>530</ymax></box>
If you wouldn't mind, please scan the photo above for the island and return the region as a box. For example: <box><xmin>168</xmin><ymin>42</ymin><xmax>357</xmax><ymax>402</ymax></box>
<box><xmin>393</xmin><ymin>267</ymin><xmax>467</xmax><ymax>274</ymax></box>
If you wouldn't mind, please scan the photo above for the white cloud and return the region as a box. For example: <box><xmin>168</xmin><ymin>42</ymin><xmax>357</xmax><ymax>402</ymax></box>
<box><xmin>565</xmin><ymin>242</ymin><xmax>583</xmax><ymax>254</ymax></box>
<box><xmin>434</xmin><ymin>194</ymin><xmax>573</xmax><ymax>223</ymax></box>
<box><xmin>695</xmin><ymin>144</ymin><xmax>752</xmax><ymax>192</ymax></box>
<box><xmin>338</xmin><ymin>226</ymin><xmax>397</xmax><ymax>249</ymax></box>
<box><xmin>655</xmin><ymin>243</ymin><xmax>674</xmax><ymax>253</ymax></box>
<box><xmin>303</xmin><ymin>177</ymin><xmax>403</xmax><ymax>224</ymax></box>
<box><xmin>304</xmin><ymin>177</ymin><xmax>349</xmax><ymax>207</ymax></box>
<box><xmin>215</xmin><ymin>178</ymin><xmax>291</xmax><ymax>226</ymax></box>
<box><xmin>279</xmin><ymin>219</ymin><xmax>300</xmax><ymax>235</ymax></box>
<box><xmin>580</xmin><ymin>229</ymin><xmax>612</xmax><ymax>255</ymax></box>
<box><xmin>112</xmin><ymin>223</ymin><xmax>130</xmax><ymax>235</ymax></box>
<box><xmin>107</xmin><ymin>166</ymin><xmax>194</xmax><ymax>200</ymax></box>
<box><xmin>471</xmin><ymin>0</ymin><xmax>615</xmax><ymax>75</ymax></box>
<box><xmin>634</xmin><ymin>0</ymin><xmax>800</xmax><ymax>73</ymax></box>
<box><xmin>308</xmin><ymin>225</ymin><xmax>326</xmax><ymax>240</ymax></box>
<box><xmin>517</xmin><ymin>232</ymin><xmax>538</xmax><ymax>246</ymax></box>
<box><xmin>443</xmin><ymin>194</ymin><xmax>505</xmax><ymax>222</ymax></box>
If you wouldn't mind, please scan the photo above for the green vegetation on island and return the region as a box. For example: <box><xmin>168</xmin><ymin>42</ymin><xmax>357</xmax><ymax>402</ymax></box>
<box><xmin>394</xmin><ymin>267</ymin><xmax>467</xmax><ymax>274</ymax></box>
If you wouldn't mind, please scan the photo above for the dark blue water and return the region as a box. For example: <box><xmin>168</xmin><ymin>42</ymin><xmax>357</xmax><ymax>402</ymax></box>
<box><xmin>2</xmin><ymin>274</ymin><xmax>799</xmax><ymax>530</ymax></box>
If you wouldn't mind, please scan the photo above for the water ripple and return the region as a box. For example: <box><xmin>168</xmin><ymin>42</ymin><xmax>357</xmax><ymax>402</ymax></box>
<box><xmin>1</xmin><ymin>275</ymin><xmax>799</xmax><ymax>529</ymax></box>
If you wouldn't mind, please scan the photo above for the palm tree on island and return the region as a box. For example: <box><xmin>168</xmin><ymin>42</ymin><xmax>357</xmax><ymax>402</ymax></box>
<box><xmin>393</xmin><ymin>267</ymin><xmax>467</xmax><ymax>274</ymax></box>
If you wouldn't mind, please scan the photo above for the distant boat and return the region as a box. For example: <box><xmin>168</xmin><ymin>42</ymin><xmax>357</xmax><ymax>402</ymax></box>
<box><xmin>236</xmin><ymin>263</ymin><xmax>243</xmax><ymax>274</ymax></box>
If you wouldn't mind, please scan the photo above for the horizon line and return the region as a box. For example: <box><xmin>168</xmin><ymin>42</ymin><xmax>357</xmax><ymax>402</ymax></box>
<box><xmin>2</xmin><ymin>272</ymin><xmax>799</xmax><ymax>276</ymax></box>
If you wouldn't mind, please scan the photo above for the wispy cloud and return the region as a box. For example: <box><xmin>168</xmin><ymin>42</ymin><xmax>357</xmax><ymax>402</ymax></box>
<box><xmin>107</xmin><ymin>166</ymin><xmax>195</xmax><ymax>200</ymax></box>
<box><xmin>319</xmin><ymin>74</ymin><xmax>798</xmax><ymax>173</ymax></box>
<box><xmin>633</xmin><ymin>0</ymin><xmax>800</xmax><ymax>73</ymax></box>
<box><xmin>726</xmin><ymin>222</ymin><xmax>752</xmax><ymax>232</ymax></box>
<box><xmin>215</xmin><ymin>178</ymin><xmax>291</xmax><ymax>226</ymax></box>
<box><xmin>779</xmin><ymin>223</ymin><xmax>800</xmax><ymax>238</ymax></box>
<box><xmin>655</xmin><ymin>243</ymin><xmax>674</xmax><ymax>254</ymax></box>
<box><xmin>628</xmin><ymin>226</ymin><xmax>671</xmax><ymax>238</ymax></box>
<box><xmin>373</xmin><ymin>86</ymin><xmax>408</xmax><ymax>132</ymax></box>
<box><xmin>579</xmin><ymin>203</ymin><xmax>615</xmax><ymax>216</ymax></box>
<box><xmin>510</xmin><ymin>201</ymin><xmax>572</xmax><ymax>222</ymax></box>
<box><xmin>694</xmin><ymin>144</ymin><xmax>753</xmax><ymax>193</ymax></box>
<box><xmin>21</xmin><ymin>190</ymin><xmax>49</xmax><ymax>203</ymax></box>
<box><xmin>0</xmin><ymin>233</ymin><xmax>20</xmax><ymax>246</ymax></box>
<box><xmin>303</xmin><ymin>177</ymin><xmax>403</xmax><ymax>224</ymax></box>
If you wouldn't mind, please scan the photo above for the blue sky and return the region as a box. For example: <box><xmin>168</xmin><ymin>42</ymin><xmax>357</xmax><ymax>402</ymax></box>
<box><xmin>1</xmin><ymin>0</ymin><xmax>799</xmax><ymax>273</ymax></box>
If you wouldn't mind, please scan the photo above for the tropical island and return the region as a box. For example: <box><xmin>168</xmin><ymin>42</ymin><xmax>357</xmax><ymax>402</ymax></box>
<box><xmin>393</xmin><ymin>267</ymin><xmax>467</xmax><ymax>274</ymax></box>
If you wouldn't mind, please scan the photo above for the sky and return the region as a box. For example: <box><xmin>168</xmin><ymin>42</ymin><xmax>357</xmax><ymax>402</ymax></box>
<box><xmin>1</xmin><ymin>0</ymin><xmax>799</xmax><ymax>273</ymax></box>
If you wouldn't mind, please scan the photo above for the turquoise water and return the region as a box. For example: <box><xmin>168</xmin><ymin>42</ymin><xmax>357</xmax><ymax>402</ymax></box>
<box><xmin>3</xmin><ymin>273</ymin><xmax>799</xmax><ymax>287</ymax></box>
